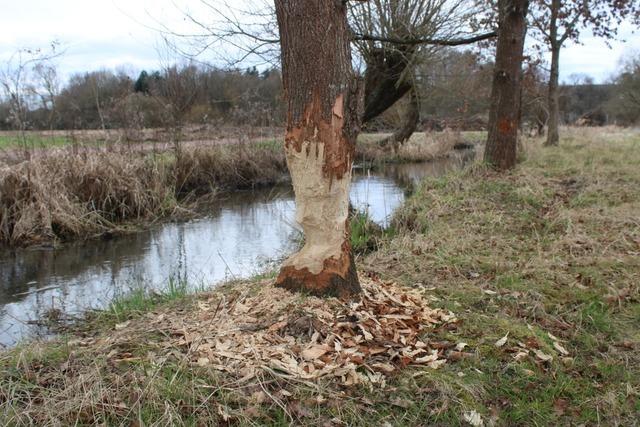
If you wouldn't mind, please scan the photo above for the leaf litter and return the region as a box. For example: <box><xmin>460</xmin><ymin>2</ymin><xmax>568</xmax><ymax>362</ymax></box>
<box><xmin>101</xmin><ymin>275</ymin><xmax>459</xmax><ymax>388</ymax></box>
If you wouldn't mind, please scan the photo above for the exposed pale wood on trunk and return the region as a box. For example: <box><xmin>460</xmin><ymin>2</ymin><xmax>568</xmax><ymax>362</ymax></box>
<box><xmin>274</xmin><ymin>0</ymin><xmax>361</xmax><ymax>298</ymax></box>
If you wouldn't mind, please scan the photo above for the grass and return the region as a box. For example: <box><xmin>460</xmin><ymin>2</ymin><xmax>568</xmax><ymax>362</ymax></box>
<box><xmin>1</xmin><ymin>127</ymin><xmax>638</xmax><ymax>426</ymax></box>
<box><xmin>0</xmin><ymin>134</ymin><xmax>73</xmax><ymax>149</ymax></box>
<box><xmin>356</xmin><ymin>130</ymin><xmax>468</xmax><ymax>166</ymax></box>
<box><xmin>364</xmin><ymin>126</ymin><xmax>640</xmax><ymax>425</ymax></box>
<box><xmin>0</xmin><ymin>142</ymin><xmax>288</xmax><ymax>247</ymax></box>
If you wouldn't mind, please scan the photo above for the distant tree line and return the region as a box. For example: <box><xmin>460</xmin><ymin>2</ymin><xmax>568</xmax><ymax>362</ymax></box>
<box><xmin>0</xmin><ymin>64</ymin><xmax>284</xmax><ymax>131</ymax></box>
<box><xmin>1</xmin><ymin>51</ymin><xmax>639</xmax><ymax>132</ymax></box>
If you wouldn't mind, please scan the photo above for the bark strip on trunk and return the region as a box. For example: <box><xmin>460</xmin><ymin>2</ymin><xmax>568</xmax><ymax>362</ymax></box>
<box><xmin>274</xmin><ymin>0</ymin><xmax>361</xmax><ymax>298</ymax></box>
<box><xmin>484</xmin><ymin>0</ymin><xmax>530</xmax><ymax>170</ymax></box>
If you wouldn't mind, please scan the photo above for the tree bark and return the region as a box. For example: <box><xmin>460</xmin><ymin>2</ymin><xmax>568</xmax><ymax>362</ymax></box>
<box><xmin>362</xmin><ymin>48</ymin><xmax>414</xmax><ymax>124</ymax></box>
<box><xmin>484</xmin><ymin>0</ymin><xmax>530</xmax><ymax>170</ymax></box>
<box><xmin>545</xmin><ymin>44</ymin><xmax>561</xmax><ymax>146</ymax></box>
<box><xmin>376</xmin><ymin>86</ymin><xmax>420</xmax><ymax>152</ymax></box>
<box><xmin>274</xmin><ymin>0</ymin><xmax>361</xmax><ymax>298</ymax></box>
<box><xmin>544</xmin><ymin>0</ymin><xmax>560</xmax><ymax>147</ymax></box>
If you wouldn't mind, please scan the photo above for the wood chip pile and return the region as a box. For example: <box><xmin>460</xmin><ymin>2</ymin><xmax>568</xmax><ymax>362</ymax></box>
<box><xmin>142</xmin><ymin>276</ymin><xmax>458</xmax><ymax>386</ymax></box>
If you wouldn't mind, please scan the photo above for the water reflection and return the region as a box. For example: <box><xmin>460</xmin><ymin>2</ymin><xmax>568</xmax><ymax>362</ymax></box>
<box><xmin>0</xmin><ymin>153</ymin><xmax>473</xmax><ymax>346</ymax></box>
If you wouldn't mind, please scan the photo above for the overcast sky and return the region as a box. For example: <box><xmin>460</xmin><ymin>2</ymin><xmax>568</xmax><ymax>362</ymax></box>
<box><xmin>1</xmin><ymin>0</ymin><xmax>638</xmax><ymax>83</ymax></box>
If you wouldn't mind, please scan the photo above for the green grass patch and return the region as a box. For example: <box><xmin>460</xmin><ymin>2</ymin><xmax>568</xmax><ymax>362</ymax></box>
<box><xmin>0</xmin><ymin>134</ymin><xmax>73</xmax><ymax>149</ymax></box>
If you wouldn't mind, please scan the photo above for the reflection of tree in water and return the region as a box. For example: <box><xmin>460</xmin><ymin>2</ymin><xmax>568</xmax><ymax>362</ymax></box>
<box><xmin>0</xmin><ymin>231</ymin><xmax>155</xmax><ymax>304</ymax></box>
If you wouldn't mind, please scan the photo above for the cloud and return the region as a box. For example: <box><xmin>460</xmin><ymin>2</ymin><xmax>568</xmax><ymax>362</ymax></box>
<box><xmin>1</xmin><ymin>0</ymin><xmax>639</xmax><ymax>84</ymax></box>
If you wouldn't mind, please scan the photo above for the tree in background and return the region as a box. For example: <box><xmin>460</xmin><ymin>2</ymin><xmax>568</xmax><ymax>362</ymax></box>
<box><xmin>528</xmin><ymin>0</ymin><xmax>640</xmax><ymax>146</ymax></box>
<box><xmin>350</xmin><ymin>0</ymin><xmax>496</xmax><ymax>150</ymax></box>
<box><xmin>607</xmin><ymin>53</ymin><xmax>640</xmax><ymax>126</ymax></box>
<box><xmin>167</xmin><ymin>0</ymin><xmax>497</xmax><ymax>151</ymax></box>
<box><xmin>484</xmin><ymin>0</ymin><xmax>529</xmax><ymax>170</ymax></box>
<box><xmin>273</xmin><ymin>0</ymin><xmax>361</xmax><ymax>297</ymax></box>
<box><xmin>417</xmin><ymin>49</ymin><xmax>494</xmax><ymax>129</ymax></box>
<box><xmin>0</xmin><ymin>44</ymin><xmax>61</xmax><ymax>153</ymax></box>
<box><xmin>520</xmin><ymin>60</ymin><xmax>549</xmax><ymax>136</ymax></box>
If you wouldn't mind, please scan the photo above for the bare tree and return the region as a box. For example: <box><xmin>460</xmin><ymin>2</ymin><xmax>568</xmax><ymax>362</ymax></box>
<box><xmin>607</xmin><ymin>53</ymin><xmax>640</xmax><ymax>125</ymax></box>
<box><xmin>350</xmin><ymin>0</ymin><xmax>495</xmax><ymax>148</ymax></box>
<box><xmin>484</xmin><ymin>0</ymin><xmax>529</xmax><ymax>170</ymax></box>
<box><xmin>273</xmin><ymin>0</ymin><xmax>361</xmax><ymax>297</ymax></box>
<box><xmin>161</xmin><ymin>0</ymin><xmax>497</xmax><ymax>148</ymax></box>
<box><xmin>32</xmin><ymin>62</ymin><xmax>60</xmax><ymax>131</ymax></box>
<box><xmin>0</xmin><ymin>43</ymin><xmax>60</xmax><ymax>155</ymax></box>
<box><xmin>528</xmin><ymin>0</ymin><xmax>640</xmax><ymax>146</ymax></box>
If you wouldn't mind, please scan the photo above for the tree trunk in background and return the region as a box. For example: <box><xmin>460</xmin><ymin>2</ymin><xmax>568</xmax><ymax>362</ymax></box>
<box><xmin>544</xmin><ymin>0</ymin><xmax>560</xmax><ymax>147</ymax></box>
<box><xmin>362</xmin><ymin>48</ymin><xmax>414</xmax><ymax>124</ymax></box>
<box><xmin>484</xmin><ymin>0</ymin><xmax>529</xmax><ymax>170</ymax></box>
<box><xmin>376</xmin><ymin>87</ymin><xmax>420</xmax><ymax>152</ymax></box>
<box><xmin>545</xmin><ymin>45</ymin><xmax>561</xmax><ymax>146</ymax></box>
<box><xmin>274</xmin><ymin>0</ymin><xmax>361</xmax><ymax>298</ymax></box>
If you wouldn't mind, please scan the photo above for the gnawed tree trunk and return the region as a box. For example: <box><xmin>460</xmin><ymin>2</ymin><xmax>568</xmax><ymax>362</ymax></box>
<box><xmin>484</xmin><ymin>0</ymin><xmax>529</xmax><ymax>170</ymax></box>
<box><xmin>376</xmin><ymin>87</ymin><xmax>420</xmax><ymax>152</ymax></box>
<box><xmin>274</xmin><ymin>0</ymin><xmax>361</xmax><ymax>298</ymax></box>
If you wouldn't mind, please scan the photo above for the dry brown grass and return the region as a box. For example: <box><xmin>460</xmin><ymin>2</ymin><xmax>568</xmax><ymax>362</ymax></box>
<box><xmin>0</xmin><ymin>142</ymin><xmax>287</xmax><ymax>246</ymax></box>
<box><xmin>356</xmin><ymin>130</ymin><xmax>469</xmax><ymax>164</ymax></box>
<box><xmin>173</xmin><ymin>143</ymin><xmax>287</xmax><ymax>196</ymax></box>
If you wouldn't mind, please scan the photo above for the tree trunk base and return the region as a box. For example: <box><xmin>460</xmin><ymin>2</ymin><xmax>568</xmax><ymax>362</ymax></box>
<box><xmin>275</xmin><ymin>250</ymin><xmax>360</xmax><ymax>299</ymax></box>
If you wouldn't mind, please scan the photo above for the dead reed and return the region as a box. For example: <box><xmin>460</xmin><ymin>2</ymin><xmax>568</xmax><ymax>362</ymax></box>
<box><xmin>0</xmin><ymin>142</ymin><xmax>287</xmax><ymax>246</ymax></box>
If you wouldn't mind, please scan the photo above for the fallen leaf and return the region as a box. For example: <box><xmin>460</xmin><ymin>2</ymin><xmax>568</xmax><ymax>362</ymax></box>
<box><xmin>494</xmin><ymin>333</ymin><xmax>509</xmax><ymax>347</ymax></box>
<box><xmin>547</xmin><ymin>332</ymin><xmax>563</xmax><ymax>342</ymax></box>
<box><xmin>553</xmin><ymin>342</ymin><xmax>569</xmax><ymax>356</ymax></box>
<box><xmin>455</xmin><ymin>342</ymin><xmax>468</xmax><ymax>351</ymax></box>
<box><xmin>115</xmin><ymin>321</ymin><xmax>130</xmax><ymax>330</ymax></box>
<box><xmin>463</xmin><ymin>410</ymin><xmax>484</xmax><ymax>426</ymax></box>
<box><xmin>301</xmin><ymin>345</ymin><xmax>329</xmax><ymax>361</ymax></box>
<box><xmin>533</xmin><ymin>349</ymin><xmax>553</xmax><ymax>362</ymax></box>
<box><xmin>514</xmin><ymin>351</ymin><xmax>529</xmax><ymax>361</ymax></box>
<box><xmin>553</xmin><ymin>398</ymin><xmax>569</xmax><ymax>416</ymax></box>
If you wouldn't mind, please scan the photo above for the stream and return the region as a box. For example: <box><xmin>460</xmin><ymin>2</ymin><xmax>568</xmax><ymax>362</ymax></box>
<box><xmin>0</xmin><ymin>151</ymin><xmax>475</xmax><ymax>347</ymax></box>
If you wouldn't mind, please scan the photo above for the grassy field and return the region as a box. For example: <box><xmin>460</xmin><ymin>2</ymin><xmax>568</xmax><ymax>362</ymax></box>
<box><xmin>0</xmin><ymin>127</ymin><xmax>638</xmax><ymax>426</ymax></box>
<box><xmin>0</xmin><ymin>134</ymin><xmax>73</xmax><ymax>149</ymax></box>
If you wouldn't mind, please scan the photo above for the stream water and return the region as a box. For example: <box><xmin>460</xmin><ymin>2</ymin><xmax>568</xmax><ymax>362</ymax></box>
<box><xmin>0</xmin><ymin>151</ymin><xmax>475</xmax><ymax>347</ymax></box>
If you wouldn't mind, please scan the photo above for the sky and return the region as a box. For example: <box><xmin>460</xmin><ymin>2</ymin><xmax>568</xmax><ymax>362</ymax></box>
<box><xmin>1</xmin><ymin>0</ymin><xmax>639</xmax><ymax>84</ymax></box>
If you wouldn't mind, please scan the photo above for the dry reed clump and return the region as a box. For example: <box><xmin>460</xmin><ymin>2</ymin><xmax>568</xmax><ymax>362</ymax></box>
<box><xmin>356</xmin><ymin>130</ymin><xmax>466</xmax><ymax>164</ymax></box>
<box><xmin>0</xmin><ymin>152</ymin><xmax>174</xmax><ymax>246</ymax></box>
<box><xmin>0</xmin><ymin>143</ymin><xmax>288</xmax><ymax>247</ymax></box>
<box><xmin>173</xmin><ymin>143</ymin><xmax>287</xmax><ymax>195</ymax></box>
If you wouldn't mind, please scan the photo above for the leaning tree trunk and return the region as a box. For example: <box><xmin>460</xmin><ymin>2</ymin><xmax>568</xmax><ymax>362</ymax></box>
<box><xmin>484</xmin><ymin>0</ymin><xmax>529</xmax><ymax>170</ymax></box>
<box><xmin>545</xmin><ymin>44</ymin><xmax>561</xmax><ymax>146</ymax></box>
<box><xmin>376</xmin><ymin>86</ymin><xmax>420</xmax><ymax>152</ymax></box>
<box><xmin>274</xmin><ymin>0</ymin><xmax>361</xmax><ymax>298</ymax></box>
